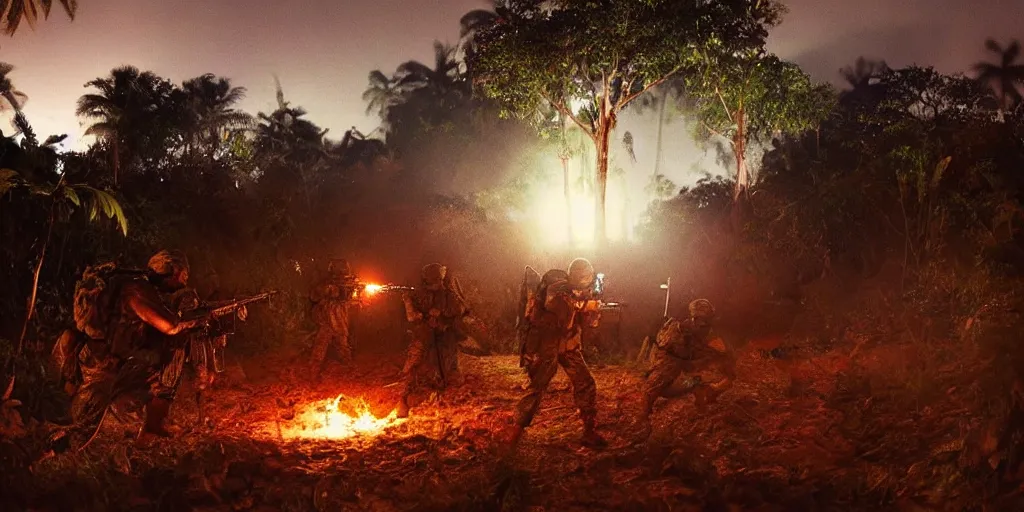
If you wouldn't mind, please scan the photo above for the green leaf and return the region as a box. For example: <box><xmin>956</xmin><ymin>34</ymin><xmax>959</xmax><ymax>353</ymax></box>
<box><xmin>75</xmin><ymin>185</ymin><xmax>129</xmax><ymax>236</ymax></box>
<box><xmin>62</xmin><ymin>186</ymin><xmax>81</xmax><ymax>206</ymax></box>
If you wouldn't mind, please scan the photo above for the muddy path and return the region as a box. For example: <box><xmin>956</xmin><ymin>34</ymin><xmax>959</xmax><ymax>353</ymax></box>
<box><xmin>15</xmin><ymin>343</ymin><xmax>995</xmax><ymax>511</ymax></box>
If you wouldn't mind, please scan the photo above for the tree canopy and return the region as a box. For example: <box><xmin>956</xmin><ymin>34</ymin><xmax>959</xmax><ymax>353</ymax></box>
<box><xmin>470</xmin><ymin>0</ymin><xmax>785</xmax><ymax>242</ymax></box>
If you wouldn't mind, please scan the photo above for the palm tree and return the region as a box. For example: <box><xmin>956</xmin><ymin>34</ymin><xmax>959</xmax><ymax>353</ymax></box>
<box><xmin>395</xmin><ymin>41</ymin><xmax>464</xmax><ymax>98</ymax></box>
<box><xmin>973</xmin><ymin>39</ymin><xmax>1024</xmax><ymax>111</ymax></box>
<box><xmin>76</xmin><ymin>66</ymin><xmax>165</xmax><ymax>186</ymax></box>
<box><xmin>458</xmin><ymin>2</ymin><xmax>500</xmax><ymax>78</ymax></box>
<box><xmin>0</xmin><ymin>62</ymin><xmax>27</xmax><ymax>113</ymax></box>
<box><xmin>0</xmin><ymin>62</ymin><xmax>27</xmax><ymax>136</ymax></box>
<box><xmin>362</xmin><ymin>70</ymin><xmax>402</xmax><ymax>120</ymax></box>
<box><xmin>181</xmin><ymin>74</ymin><xmax>253</xmax><ymax>159</ymax></box>
<box><xmin>0</xmin><ymin>0</ymin><xmax>77</xmax><ymax>36</ymax></box>
<box><xmin>255</xmin><ymin>79</ymin><xmax>331</xmax><ymax>214</ymax></box>
<box><xmin>840</xmin><ymin>57</ymin><xmax>889</xmax><ymax>95</ymax></box>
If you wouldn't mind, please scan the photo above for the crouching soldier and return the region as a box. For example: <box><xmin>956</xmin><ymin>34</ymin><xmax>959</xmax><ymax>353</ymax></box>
<box><xmin>637</xmin><ymin>299</ymin><xmax>733</xmax><ymax>440</ymax></box>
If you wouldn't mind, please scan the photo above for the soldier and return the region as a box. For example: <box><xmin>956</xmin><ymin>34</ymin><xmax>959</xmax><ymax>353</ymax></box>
<box><xmin>396</xmin><ymin>263</ymin><xmax>469</xmax><ymax>418</ymax></box>
<box><xmin>310</xmin><ymin>258</ymin><xmax>359</xmax><ymax>376</ymax></box>
<box><xmin>637</xmin><ymin>298</ymin><xmax>732</xmax><ymax>439</ymax></box>
<box><xmin>56</xmin><ymin>250</ymin><xmax>211</xmax><ymax>453</ymax></box>
<box><xmin>164</xmin><ymin>287</ymin><xmax>233</xmax><ymax>425</ymax></box>
<box><xmin>509</xmin><ymin>258</ymin><xmax>607</xmax><ymax>449</ymax></box>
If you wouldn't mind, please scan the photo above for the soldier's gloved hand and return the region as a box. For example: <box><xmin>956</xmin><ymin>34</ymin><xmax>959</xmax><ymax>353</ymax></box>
<box><xmin>237</xmin><ymin>305</ymin><xmax>248</xmax><ymax>322</ymax></box>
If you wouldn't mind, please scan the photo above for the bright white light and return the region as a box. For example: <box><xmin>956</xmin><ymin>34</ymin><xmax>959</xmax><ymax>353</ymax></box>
<box><xmin>526</xmin><ymin>156</ymin><xmax>634</xmax><ymax>249</ymax></box>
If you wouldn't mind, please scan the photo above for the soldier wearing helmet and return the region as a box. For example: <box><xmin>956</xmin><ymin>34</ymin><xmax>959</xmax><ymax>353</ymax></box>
<box><xmin>395</xmin><ymin>263</ymin><xmax>470</xmax><ymax>418</ymax></box>
<box><xmin>509</xmin><ymin>257</ymin><xmax>607</xmax><ymax>450</ymax></box>
<box><xmin>637</xmin><ymin>298</ymin><xmax>732</xmax><ymax>439</ymax></box>
<box><xmin>310</xmin><ymin>258</ymin><xmax>359</xmax><ymax>377</ymax></box>
<box><xmin>55</xmin><ymin>250</ymin><xmax>212</xmax><ymax>455</ymax></box>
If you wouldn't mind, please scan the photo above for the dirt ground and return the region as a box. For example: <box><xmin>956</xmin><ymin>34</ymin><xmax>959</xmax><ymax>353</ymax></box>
<box><xmin>9</xmin><ymin>340</ymin><xmax>1013</xmax><ymax>511</ymax></box>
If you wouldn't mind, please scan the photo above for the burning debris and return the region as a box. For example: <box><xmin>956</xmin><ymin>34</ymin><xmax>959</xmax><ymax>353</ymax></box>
<box><xmin>275</xmin><ymin>395</ymin><xmax>404</xmax><ymax>441</ymax></box>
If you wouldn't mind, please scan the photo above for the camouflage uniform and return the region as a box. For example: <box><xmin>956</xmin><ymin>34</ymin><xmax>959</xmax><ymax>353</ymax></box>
<box><xmin>310</xmin><ymin>259</ymin><xmax>358</xmax><ymax>373</ymax></box>
<box><xmin>640</xmin><ymin>299</ymin><xmax>730</xmax><ymax>421</ymax></box>
<box><xmin>62</xmin><ymin>251</ymin><xmax>208</xmax><ymax>452</ymax></box>
<box><xmin>397</xmin><ymin>263</ymin><xmax>468</xmax><ymax>418</ymax></box>
<box><xmin>511</xmin><ymin>259</ymin><xmax>606</xmax><ymax>448</ymax></box>
<box><xmin>164</xmin><ymin>288</ymin><xmax>224</xmax><ymax>395</ymax></box>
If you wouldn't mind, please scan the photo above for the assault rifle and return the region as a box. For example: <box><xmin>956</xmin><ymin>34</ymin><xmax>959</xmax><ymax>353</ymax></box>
<box><xmin>580</xmin><ymin>274</ymin><xmax>625</xmax><ymax>312</ymax></box>
<box><xmin>203</xmin><ymin>291</ymin><xmax>279</xmax><ymax>318</ymax></box>
<box><xmin>359</xmin><ymin>282</ymin><xmax>415</xmax><ymax>297</ymax></box>
<box><xmin>179</xmin><ymin>290</ymin><xmax>277</xmax><ymax>426</ymax></box>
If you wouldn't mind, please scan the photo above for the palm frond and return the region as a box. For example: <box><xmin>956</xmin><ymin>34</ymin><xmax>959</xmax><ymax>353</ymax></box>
<box><xmin>985</xmin><ymin>39</ymin><xmax>1003</xmax><ymax>55</ymax></box>
<box><xmin>1005</xmin><ymin>40</ymin><xmax>1021</xmax><ymax>66</ymax></box>
<box><xmin>74</xmin><ymin>185</ymin><xmax>129</xmax><ymax>236</ymax></box>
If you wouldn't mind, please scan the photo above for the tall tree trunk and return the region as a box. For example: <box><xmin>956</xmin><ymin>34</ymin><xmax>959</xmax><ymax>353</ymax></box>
<box><xmin>732</xmin><ymin>106</ymin><xmax>748</xmax><ymax>200</ymax></box>
<box><xmin>561</xmin><ymin>156</ymin><xmax>572</xmax><ymax>244</ymax></box>
<box><xmin>17</xmin><ymin>199</ymin><xmax>57</xmax><ymax>356</ymax></box>
<box><xmin>653</xmin><ymin>88</ymin><xmax>668</xmax><ymax>179</ymax></box>
<box><xmin>595</xmin><ymin>122</ymin><xmax>611</xmax><ymax>246</ymax></box>
<box><xmin>112</xmin><ymin>138</ymin><xmax>121</xmax><ymax>187</ymax></box>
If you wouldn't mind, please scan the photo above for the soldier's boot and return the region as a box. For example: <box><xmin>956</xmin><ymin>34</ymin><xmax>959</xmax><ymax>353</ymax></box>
<box><xmin>137</xmin><ymin>398</ymin><xmax>177</xmax><ymax>447</ymax></box>
<box><xmin>580</xmin><ymin>415</ymin><xmax>608</xmax><ymax>448</ymax></box>
<box><xmin>144</xmin><ymin>397</ymin><xmax>177</xmax><ymax>436</ymax></box>
<box><xmin>396</xmin><ymin>396</ymin><xmax>411</xmax><ymax>419</ymax></box>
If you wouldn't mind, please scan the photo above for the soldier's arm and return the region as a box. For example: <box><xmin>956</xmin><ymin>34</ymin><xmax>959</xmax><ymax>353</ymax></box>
<box><xmin>656</xmin><ymin>319</ymin><xmax>689</xmax><ymax>359</ymax></box>
<box><xmin>403</xmin><ymin>293</ymin><xmax>425</xmax><ymax>322</ymax></box>
<box><xmin>544</xmin><ymin>284</ymin><xmax>577</xmax><ymax>331</ymax></box>
<box><xmin>443</xmin><ymin>278</ymin><xmax>469</xmax><ymax>318</ymax></box>
<box><xmin>123</xmin><ymin>282</ymin><xmax>206</xmax><ymax>336</ymax></box>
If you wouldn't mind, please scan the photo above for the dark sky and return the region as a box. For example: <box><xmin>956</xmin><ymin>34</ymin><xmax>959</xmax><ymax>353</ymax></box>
<box><xmin>2</xmin><ymin>0</ymin><xmax>1021</xmax><ymax>149</ymax></box>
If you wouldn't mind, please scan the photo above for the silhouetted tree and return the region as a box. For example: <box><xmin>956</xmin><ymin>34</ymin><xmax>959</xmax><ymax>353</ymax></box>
<box><xmin>76</xmin><ymin>66</ymin><xmax>176</xmax><ymax>186</ymax></box>
<box><xmin>973</xmin><ymin>39</ymin><xmax>1024</xmax><ymax>111</ymax></box>
<box><xmin>0</xmin><ymin>62</ymin><xmax>27</xmax><ymax>114</ymax></box>
<box><xmin>396</xmin><ymin>41</ymin><xmax>466</xmax><ymax>101</ymax></box>
<box><xmin>180</xmin><ymin>74</ymin><xmax>253</xmax><ymax>160</ymax></box>
<box><xmin>362</xmin><ymin>70</ymin><xmax>402</xmax><ymax>132</ymax></box>
<box><xmin>0</xmin><ymin>0</ymin><xmax>77</xmax><ymax>36</ymax></box>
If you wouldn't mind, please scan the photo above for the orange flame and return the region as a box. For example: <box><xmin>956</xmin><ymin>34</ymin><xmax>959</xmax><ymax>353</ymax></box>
<box><xmin>364</xmin><ymin>283</ymin><xmax>384</xmax><ymax>296</ymax></box>
<box><xmin>278</xmin><ymin>395</ymin><xmax>404</xmax><ymax>440</ymax></box>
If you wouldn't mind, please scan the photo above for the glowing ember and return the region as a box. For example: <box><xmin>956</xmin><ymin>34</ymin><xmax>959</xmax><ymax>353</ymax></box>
<box><xmin>279</xmin><ymin>395</ymin><xmax>403</xmax><ymax>440</ymax></box>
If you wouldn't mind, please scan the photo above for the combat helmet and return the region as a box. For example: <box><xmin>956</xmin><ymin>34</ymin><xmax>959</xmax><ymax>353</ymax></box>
<box><xmin>421</xmin><ymin>263</ymin><xmax>448</xmax><ymax>290</ymax></box>
<box><xmin>148</xmin><ymin>250</ymin><xmax>189</xmax><ymax>278</ymax></box>
<box><xmin>567</xmin><ymin>258</ymin><xmax>596</xmax><ymax>291</ymax></box>
<box><xmin>689</xmin><ymin>299</ymin><xmax>716</xmax><ymax>322</ymax></box>
<box><xmin>328</xmin><ymin>258</ymin><xmax>352</xmax><ymax>275</ymax></box>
